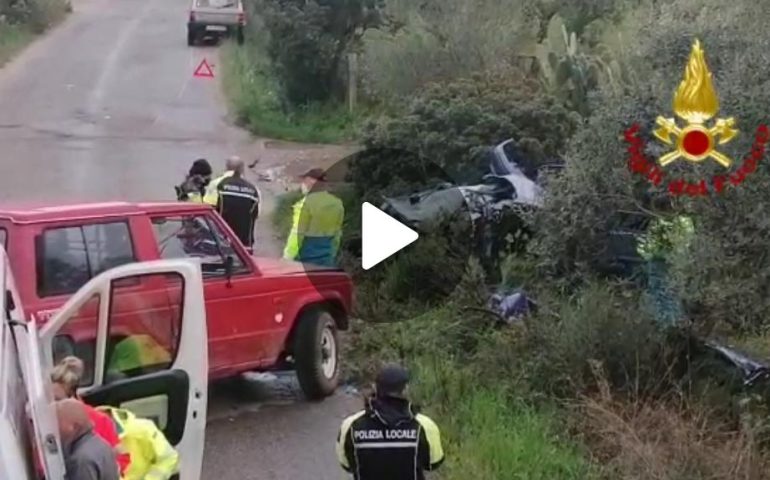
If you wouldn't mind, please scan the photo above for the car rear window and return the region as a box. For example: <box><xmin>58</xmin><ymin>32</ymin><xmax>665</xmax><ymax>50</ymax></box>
<box><xmin>197</xmin><ymin>0</ymin><xmax>236</xmax><ymax>7</ymax></box>
<box><xmin>36</xmin><ymin>221</ymin><xmax>136</xmax><ymax>297</ymax></box>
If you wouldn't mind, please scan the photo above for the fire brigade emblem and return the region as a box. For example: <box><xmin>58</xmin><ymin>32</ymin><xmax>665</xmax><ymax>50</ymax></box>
<box><xmin>653</xmin><ymin>39</ymin><xmax>738</xmax><ymax>168</ymax></box>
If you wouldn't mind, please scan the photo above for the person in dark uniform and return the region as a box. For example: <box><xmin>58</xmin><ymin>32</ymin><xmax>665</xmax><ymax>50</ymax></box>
<box><xmin>175</xmin><ymin>159</ymin><xmax>213</xmax><ymax>202</ymax></box>
<box><xmin>336</xmin><ymin>364</ymin><xmax>445</xmax><ymax>480</ymax></box>
<box><xmin>216</xmin><ymin>158</ymin><xmax>260</xmax><ymax>249</ymax></box>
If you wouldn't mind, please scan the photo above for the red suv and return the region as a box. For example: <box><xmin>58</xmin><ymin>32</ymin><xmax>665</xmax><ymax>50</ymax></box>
<box><xmin>0</xmin><ymin>201</ymin><xmax>353</xmax><ymax>400</ymax></box>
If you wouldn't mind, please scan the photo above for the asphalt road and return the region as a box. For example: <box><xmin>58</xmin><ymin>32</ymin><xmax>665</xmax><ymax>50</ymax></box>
<box><xmin>0</xmin><ymin>0</ymin><xmax>360</xmax><ymax>478</ymax></box>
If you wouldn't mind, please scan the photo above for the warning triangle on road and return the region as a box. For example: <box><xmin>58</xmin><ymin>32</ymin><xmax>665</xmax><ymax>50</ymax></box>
<box><xmin>361</xmin><ymin>202</ymin><xmax>419</xmax><ymax>270</ymax></box>
<box><xmin>193</xmin><ymin>58</ymin><xmax>215</xmax><ymax>78</ymax></box>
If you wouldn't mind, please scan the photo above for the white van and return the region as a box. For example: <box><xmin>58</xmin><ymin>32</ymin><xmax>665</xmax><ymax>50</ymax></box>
<box><xmin>0</xmin><ymin>247</ymin><xmax>209</xmax><ymax>479</ymax></box>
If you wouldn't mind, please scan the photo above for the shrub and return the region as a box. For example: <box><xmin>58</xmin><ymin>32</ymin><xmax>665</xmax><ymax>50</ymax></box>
<box><xmin>578</xmin><ymin>386</ymin><xmax>770</xmax><ymax>479</ymax></box>
<box><xmin>523</xmin><ymin>282</ymin><xmax>684</xmax><ymax>398</ymax></box>
<box><xmin>254</xmin><ymin>0</ymin><xmax>384</xmax><ymax>106</ymax></box>
<box><xmin>220</xmin><ymin>41</ymin><xmax>358</xmax><ymax>143</ymax></box>
<box><xmin>359</xmin><ymin>0</ymin><xmax>536</xmax><ymax>100</ymax></box>
<box><xmin>355</xmin><ymin>73</ymin><xmax>580</xmax><ymax>191</ymax></box>
<box><xmin>1</xmin><ymin>0</ymin><xmax>69</xmax><ymax>33</ymax></box>
<box><xmin>531</xmin><ymin>0</ymin><xmax>770</xmax><ymax>335</ymax></box>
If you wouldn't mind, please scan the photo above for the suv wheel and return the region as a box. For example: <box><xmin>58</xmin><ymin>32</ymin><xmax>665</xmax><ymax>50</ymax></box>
<box><xmin>236</xmin><ymin>26</ymin><xmax>244</xmax><ymax>45</ymax></box>
<box><xmin>187</xmin><ymin>28</ymin><xmax>195</xmax><ymax>46</ymax></box>
<box><xmin>293</xmin><ymin>308</ymin><xmax>339</xmax><ymax>400</ymax></box>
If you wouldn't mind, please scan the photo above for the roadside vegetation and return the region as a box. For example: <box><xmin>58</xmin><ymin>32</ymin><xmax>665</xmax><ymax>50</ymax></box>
<box><xmin>261</xmin><ymin>0</ymin><xmax>770</xmax><ymax>477</ymax></box>
<box><xmin>219</xmin><ymin>0</ymin><xmax>374</xmax><ymax>143</ymax></box>
<box><xmin>0</xmin><ymin>0</ymin><xmax>70</xmax><ymax>66</ymax></box>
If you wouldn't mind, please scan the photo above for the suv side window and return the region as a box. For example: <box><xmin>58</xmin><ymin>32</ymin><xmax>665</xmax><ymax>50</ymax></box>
<box><xmin>0</xmin><ymin>227</ymin><xmax>6</xmax><ymax>249</ymax></box>
<box><xmin>37</xmin><ymin>222</ymin><xmax>136</xmax><ymax>296</ymax></box>
<box><xmin>151</xmin><ymin>215</ymin><xmax>248</xmax><ymax>276</ymax></box>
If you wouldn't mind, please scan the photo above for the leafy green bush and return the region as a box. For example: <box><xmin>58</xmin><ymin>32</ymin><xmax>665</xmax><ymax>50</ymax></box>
<box><xmin>525</xmin><ymin>283</ymin><xmax>684</xmax><ymax>398</ymax></box>
<box><xmin>530</xmin><ymin>0</ymin><xmax>770</xmax><ymax>333</ymax></box>
<box><xmin>220</xmin><ymin>42</ymin><xmax>357</xmax><ymax>143</ymax></box>
<box><xmin>1</xmin><ymin>0</ymin><xmax>69</xmax><ymax>33</ymax></box>
<box><xmin>254</xmin><ymin>0</ymin><xmax>384</xmax><ymax>105</ymax></box>
<box><xmin>359</xmin><ymin>0</ymin><xmax>536</xmax><ymax>100</ymax></box>
<box><xmin>355</xmin><ymin>74</ymin><xmax>579</xmax><ymax>190</ymax></box>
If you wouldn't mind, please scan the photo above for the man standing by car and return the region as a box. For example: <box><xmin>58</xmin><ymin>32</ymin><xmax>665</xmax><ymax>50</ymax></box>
<box><xmin>56</xmin><ymin>399</ymin><xmax>120</xmax><ymax>480</ymax></box>
<box><xmin>216</xmin><ymin>158</ymin><xmax>260</xmax><ymax>249</ymax></box>
<box><xmin>203</xmin><ymin>156</ymin><xmax>239</xmax><ymax>206</ymax></box>
<box><xmin>283</xmin><ymin>168</ymin><xmax>344</xmax><ymax>267</ymax></box>
<box><xmin>336</xmin><ymin>364</ymin><xmax>445</xmax><ymax>480</ymax></box>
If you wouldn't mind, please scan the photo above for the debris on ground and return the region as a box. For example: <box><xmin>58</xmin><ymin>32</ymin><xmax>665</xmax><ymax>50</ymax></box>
<box><xmin>487</xmin><ymin>288</ymin><xmax>537</xmax><ymax>325</ymax></box>
<box><xmin>701</xmin><ymin>341</ymin><xmax>770</xmax><ymax>387</ymax></box>
<box><xmin>255</xmin><ymin>165</ymin><xmax>286</xmax><ymax>183</ymax></box>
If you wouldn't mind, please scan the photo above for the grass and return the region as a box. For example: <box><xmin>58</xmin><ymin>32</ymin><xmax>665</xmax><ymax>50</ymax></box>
<box><xmin>0</xmin><ymin>24</ymin><xmax>35</xmax><ymax>67</ymax></box>
<box><xmin>220</xmin><ymin>41</ymin><xmax>360</xmax><ymax>144</ymax></box>
<box><xmin>431</xmin><ymin>386</ymin><xmax>599</xmax><ymax>480</ymax></box>
<box><xmin>0</xmin><ymin>0</ymin><xmax>72</xmax><ymax>68</ymax></box>
<box><xmin>344</xmin><ymin>306</ymin><xmax>600</xmax><ymax>480</ymax></box>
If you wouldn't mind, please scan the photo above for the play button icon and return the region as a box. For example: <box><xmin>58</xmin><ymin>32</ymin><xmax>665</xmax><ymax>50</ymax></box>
<box><xmin>361</xmin><ymin>202</ymin><xmax>419</xmax><ymax>270</ymax></box>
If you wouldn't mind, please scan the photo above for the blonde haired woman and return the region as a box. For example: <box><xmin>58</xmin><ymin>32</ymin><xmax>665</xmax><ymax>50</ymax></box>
<box><xmin>51</xmin><ymin>356</ymin><xmax>130</xmax><ymax>476</ymax></box>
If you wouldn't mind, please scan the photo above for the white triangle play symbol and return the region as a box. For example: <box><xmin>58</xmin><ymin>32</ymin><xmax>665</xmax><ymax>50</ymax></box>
<box><xmin>361</xmin><ymin>202</ymin><xmax>419</xmax><ymax>270</ymax></box>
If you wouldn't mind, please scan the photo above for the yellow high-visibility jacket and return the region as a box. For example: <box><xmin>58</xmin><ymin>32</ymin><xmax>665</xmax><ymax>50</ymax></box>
<box><xmin>203</xmin><ymin>170</ymin><xmax>234</xmax><ymax>206</ymax></box>
<box><xmin>98</xmin><ymin>406</ymin><xmax>180</xmax><ymax>480</ymax></box>
<box><xmin>283</xmin><ymin>191</ymin><xmax>344</xmax><ymax>267</ymax></box>
<box><xmin>107</xmin><ymin>334</ymin><xmax>172</xmax><ymax>376</ymax></box>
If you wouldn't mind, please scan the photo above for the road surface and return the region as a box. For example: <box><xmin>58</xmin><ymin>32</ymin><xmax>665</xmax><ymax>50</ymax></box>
<box><xmin>0</xmin><ymin>0</ymin><xmax>360</xmax><ymax>478</ymax></box>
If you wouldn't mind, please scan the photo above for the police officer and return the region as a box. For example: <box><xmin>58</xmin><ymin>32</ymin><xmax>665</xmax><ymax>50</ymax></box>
<box><xmin>203</xmin><ymin>156</ymin><xmax>240</xmax><ymax>206</ymax></box>
<box><xmin>336</xmin><ymin>364</ymin><xmax>445</xmax><ymax>480</ymax></box>
<box><xmin>283</xmin><ymin>168</ymin><xmax>344</xmax><ymax>266</ymax></box>
<box><xmin>216</xmin><ymin>158</ymin><xmax>260</xmax><ymax>248</ymax></box>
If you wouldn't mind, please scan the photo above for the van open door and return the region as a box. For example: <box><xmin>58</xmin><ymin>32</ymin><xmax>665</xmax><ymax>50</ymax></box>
<box><xmin>23</xmin><ymin>259</ymin><xmax>208</xmax><ymax>480</ymax></box>
<box><xmin>2</xmin><ymin>247</ymin><xmax>48</xmax><ymax>480</ymax></box>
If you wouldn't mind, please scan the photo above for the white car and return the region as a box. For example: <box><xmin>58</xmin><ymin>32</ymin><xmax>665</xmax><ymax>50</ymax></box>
<box><xmin>0</xmin><ymin>247</ymin><xmax>209</xmax><ymax>480</ymax></box>
<box><xmin>188</xmin><ymin>0</ymin><xmax>246</xmax><ymax>46</ymax></box>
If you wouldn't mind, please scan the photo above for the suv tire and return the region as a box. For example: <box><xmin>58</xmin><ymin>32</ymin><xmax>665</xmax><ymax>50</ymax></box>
<box><xmin>236</xmin><ymin>26</ymin><xmax>244</xmax><ymax>45</ymax></box>
<box><xmin>294</xmin><ymin>308</ymin><xmax>339</xmax><ymax>400</ymax></box>
<box><xmin>187</xmin><ymin>28</ymin><xmax>195</xmax><ymax>46</ymax></box>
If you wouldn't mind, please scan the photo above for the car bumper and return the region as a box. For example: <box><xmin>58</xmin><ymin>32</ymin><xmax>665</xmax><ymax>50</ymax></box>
<box><xmin>188</xmin><ymin>22</ymin><xmax>241</xmax><ymax>33</ymax></box>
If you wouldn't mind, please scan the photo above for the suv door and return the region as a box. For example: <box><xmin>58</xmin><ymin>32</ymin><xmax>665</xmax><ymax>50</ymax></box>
<box><xmin>20</xmin><ymin>259</ymin><xmax>208</xmax><ymax>480</ymax></box>
<box><xmin>149</xmin><ymin>213</ymin><xmax>274</xmax><ymax>375</ymax></box>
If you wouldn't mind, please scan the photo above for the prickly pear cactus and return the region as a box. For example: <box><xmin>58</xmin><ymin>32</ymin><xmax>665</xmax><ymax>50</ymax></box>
<box><xmin>534</xmin><ymin>13</ymin><xmax>626</xmax><ymax>116</ymax></box>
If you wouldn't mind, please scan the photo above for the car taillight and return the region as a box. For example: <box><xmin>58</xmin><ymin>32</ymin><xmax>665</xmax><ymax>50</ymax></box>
<box><xmin>238</xmin><ymin>12</ymin><xmax>245</xmax><ymax>25</ymax></box>
<box><xmin>189</xmin><ymin>11</ymin><xmax>196</xmax><ymax>22</ymax></box>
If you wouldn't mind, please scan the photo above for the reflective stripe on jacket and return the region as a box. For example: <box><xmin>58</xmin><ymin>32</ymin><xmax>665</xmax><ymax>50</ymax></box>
<box><xmin>637</xmin><ymin>215</ymin><xmax>694</xmax><ymax>261</ymax></box>
<box><xmin>203</xmin><ymin>170</ymin><xmax>234</xmax><ymax>206</ymax></box>
<box><xmin>336</xmin><ymin>397</ymin><xmax>444</xmax><ymax>480</ymax></box>
<box><xmin>98</xmin><ymin>407</ymin><xmax>179</xmax><ymax>480</ymax></box>
<box><xmin>283</xmin><ymin>191</ymin><xmax>344</xmax><ymax>266</ymax></box>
